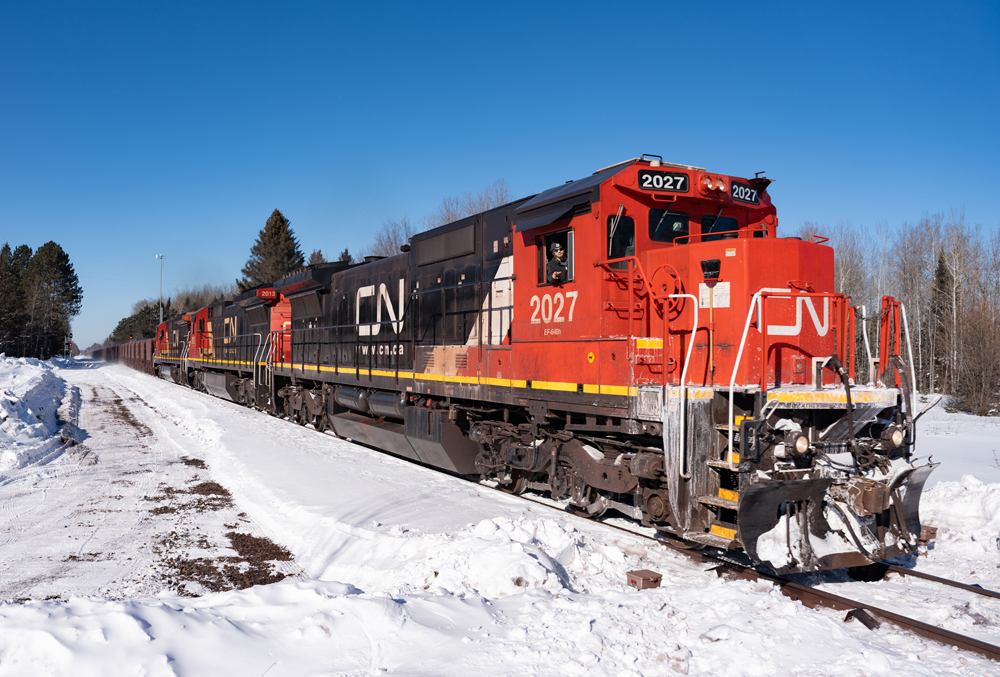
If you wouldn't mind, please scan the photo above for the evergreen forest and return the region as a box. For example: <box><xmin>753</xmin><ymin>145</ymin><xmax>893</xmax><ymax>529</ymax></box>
<box><xmin>0</xmin><ymin>241</ymin><xmax>83</xmax><ymax>359</ymax></box>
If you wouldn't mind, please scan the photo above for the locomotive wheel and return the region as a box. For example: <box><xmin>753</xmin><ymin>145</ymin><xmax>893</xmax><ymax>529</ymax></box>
<box><xmin>500</xmin><ymin>469</ymin><xmax>528</xmax><ymax>495</ymax></box>
<box><xmin>644</xmin><ymin>491</ymin><xmax>671</xmax><ymax>524</ymax></box>
<box><xmin>569</xmin><ymin>473</ymin><xmax>607</xmax><ymax>517</ymax></box>
<box><xmin>315</xmin><ymin>412</ymin><xmax>329</xmax><ymax>433</ymax></box>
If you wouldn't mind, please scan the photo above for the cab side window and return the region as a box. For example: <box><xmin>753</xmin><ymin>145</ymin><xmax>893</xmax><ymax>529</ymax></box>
<box><xmin>649</xmin><ymin>209</ymin><xmax>689</xmax><ymax>243</ymax></box>
<box><xmin>701</xmin><ymin>214</ymin><xmax>740</xmax><ymax>242</ymax></box>
<box><xmin>536</xmin><ymin>231</ymin><xmax>573</xmax><ymax>285</ymax></box>
<box><xmin>607</xmin><ymin>215</ymin><xmax>635</xmax><ymax>270</ymax></box>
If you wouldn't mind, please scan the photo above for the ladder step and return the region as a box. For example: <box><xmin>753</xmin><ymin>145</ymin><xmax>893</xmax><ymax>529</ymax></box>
<box><xmin>684</xmin><ymin>529</ymin><xmax>736</xmax><ymax>549</ymax></box>
<box><xmin>698</xmin><ymin>495</ymin><xmax>739</xmax><ymax>510</ymax></box>
<box><xmin>707</xmin><ymin>458</ymin><xmax>745</xmax><ymax>471</ymax></box>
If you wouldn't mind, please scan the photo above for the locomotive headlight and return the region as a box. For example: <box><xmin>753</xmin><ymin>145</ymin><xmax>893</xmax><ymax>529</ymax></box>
<box><xmin>716</xmin><ymin>179</ymin><xmax>726</xmax><ymax>191</ymax></box>
<box><xmin>784</xmin><ymin>430</ymin><xmax>810</xmax><ymax>456</ymax></box>
<box><xmin>881</xmin><ymin>425</ymin><xmax>905</xmax><ymax>448</ymax></box>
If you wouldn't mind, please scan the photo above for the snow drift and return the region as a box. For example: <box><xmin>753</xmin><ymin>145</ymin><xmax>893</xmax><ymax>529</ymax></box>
<box><xmin>0</xmin><ymin>354</ymin><xmax>76</xmax><ymax>476</ymax></box>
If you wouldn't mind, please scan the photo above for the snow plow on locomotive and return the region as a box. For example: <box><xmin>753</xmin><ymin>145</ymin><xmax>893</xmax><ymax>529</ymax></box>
<box><xmin>134</xmin><ymin>155</ymin><xmax>934</xmax><ymax>574</ymax></box>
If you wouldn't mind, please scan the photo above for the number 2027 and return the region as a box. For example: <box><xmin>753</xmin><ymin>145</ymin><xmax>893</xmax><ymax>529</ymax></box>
<box><xmin>530</xmin><ymin>291</ymin><xmax>578</xmax><ymax>324</ymax></box>
<box><xmin>733</xmin><ymin>185</ymin><xmax>758</xmax><ymax>202</ymax></box>
<box><xmin>641</xmin><ymin>173</ymin><xmax>685</xmax><ymax>190</ymax></box>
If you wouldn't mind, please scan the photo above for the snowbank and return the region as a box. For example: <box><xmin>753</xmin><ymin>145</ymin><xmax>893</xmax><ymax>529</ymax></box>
<box><xmin>0</xmin><ymin>354</ymin><xmax>74</xmax><ymax>475</ymax></box>
<box><xmin>922</xmin><ymin>475</ymin><xmax>1000</xmax><ymax>559</ymax></box>
<box><xmin>1</xmin><ymin>362</ymin><xmax>999</xmax><ymax>675</ymax></box>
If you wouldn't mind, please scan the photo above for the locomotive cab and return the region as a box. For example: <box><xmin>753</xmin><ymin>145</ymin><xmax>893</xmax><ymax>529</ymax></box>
<box><xmin>510</xmin><ymin>156</ymin><xmax>933</xmax><ymax>572</ymax></box>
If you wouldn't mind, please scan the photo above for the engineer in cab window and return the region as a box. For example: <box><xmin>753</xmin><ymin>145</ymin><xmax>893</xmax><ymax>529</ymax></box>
<box><xmin>546</xmin><ymin>241</ymin><xmax>568</xmax><ymax>285</ymax></box>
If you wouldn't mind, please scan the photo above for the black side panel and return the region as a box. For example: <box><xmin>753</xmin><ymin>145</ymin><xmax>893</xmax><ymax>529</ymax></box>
<box><xmin>404</xmin><ymin>407</ymin><xmax>481</xmax><ymax>474</ymax></box>
<box><xmin>329</xmin><ymin>412</ymin><xmax>422</xmax><ymax>463</ymax></box>
<box><xmin>203</xmin><ymin>371</ymin><xmax>240</xmax><ymax>401</ymax></box>
<box><xmin>221</xmin><ymin>302</ymin><xmax>251</xmax><ymax>369</ymax></box>
<box><xmin>415</xmin><ymin>223</ymin><xmax>476</xmax><ymax>266</ymax></box>
<box><xmin>323</xmin><ymin>255</ymin><xmax>412</xmax><ymax>373</ymax></box>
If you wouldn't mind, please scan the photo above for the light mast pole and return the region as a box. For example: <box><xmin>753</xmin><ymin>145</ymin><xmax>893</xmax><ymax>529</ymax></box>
<box><xmin>156</xmin><ymin>254</ymin><xmax>165</xmax><ymax>323</ymax></box>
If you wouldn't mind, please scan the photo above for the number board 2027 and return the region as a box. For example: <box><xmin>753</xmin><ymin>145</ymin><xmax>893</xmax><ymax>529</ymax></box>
<box><xmin>730</xmin><ymin>181</ymin><xmax>760</xmax><ymax>205</ymax></box>
<box><xmin>637</xmin><ymin>170</ymin><xmax>688</xmax><ymax>193</ymax></box>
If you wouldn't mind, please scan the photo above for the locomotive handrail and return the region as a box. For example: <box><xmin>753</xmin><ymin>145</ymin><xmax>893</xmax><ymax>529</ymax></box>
<box><xmin>596</xmin><ymin>256</ymin><xmax>652</xmax><ymax>297</ymax></box>
<box><xmin>250</xmin><ymin>332</ymin><xmax>263</xmax><ymax>386</ymax></box>
<box><xmin>756</xmin><ymin>289</ymin><xmax>853</xmax><ymax>392</ymax></box>
<box><xmin>672</xmin><ymin>224</ymin><xmax>768</xmax><ymax>245</ymax></box>
<box><xmin>595</xmin><ymin>255</ymin><xmax>657</xmax><ymax>341</ymax></box>
<box><xmin>668</xmin><ymin>293</ymin><xmax>698</xmax><ymax>480</ymax></box>
<box><xmin>730</xmin><ymin>289</ymin><xmax>858</xmax><ymax>471</ymax></box>
<box><xmin>860</xmin><ymin>305</ymin><xmax>873</xmax><ymax>385</ymax></box>
<box><xmin>411</xmin><ymin>276</ymin><xmax>514</xmax><ymax>295</ymax></box>
<box><xmin>729</xmin><ymin>291</ymin><xmax>764</xmax><ymax>470</ymax></box>
<box><xmin>899</xmin><ymin>302</ymin><xmax>917</xmax><ymax>426</ymax></box>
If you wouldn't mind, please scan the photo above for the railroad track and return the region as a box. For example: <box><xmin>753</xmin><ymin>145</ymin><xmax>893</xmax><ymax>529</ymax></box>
<box><xmin>510</xmin><ymin>492</ymin><xmax>1000</xmax><ymax>663</ymax></box>
<box><xmin>175</xmin><ymin>392</ymin><xmax>1000</xmax><ymax>663</ymax></box>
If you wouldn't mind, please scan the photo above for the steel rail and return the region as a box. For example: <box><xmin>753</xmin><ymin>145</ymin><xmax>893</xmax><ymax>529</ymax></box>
<box><xmin>883</xmin><ymin>564</ymin><xmax>1000</xmax><ymax>601</ymax></box>
<box><xmin>508</xmin><ymin>493</ymin><xmax>1000</xmax><ymax>663</ymax></box>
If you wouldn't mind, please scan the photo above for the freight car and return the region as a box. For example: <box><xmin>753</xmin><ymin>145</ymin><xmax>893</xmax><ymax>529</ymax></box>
<box><xmin>137</xmin><ymin>155</ymin><xmax>933</xmax><ymax>574</ymax></box>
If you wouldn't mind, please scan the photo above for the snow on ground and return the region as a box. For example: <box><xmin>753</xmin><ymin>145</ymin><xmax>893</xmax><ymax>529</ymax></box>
<box><xmin>0</xmin><ymin>355</ymin><xmax>76</xmax><ymax>474</ymax></box>
<box><xmin>0</xmin><ymin>356</ymin><xmax>998</xmax><ymax>676</ymax></box>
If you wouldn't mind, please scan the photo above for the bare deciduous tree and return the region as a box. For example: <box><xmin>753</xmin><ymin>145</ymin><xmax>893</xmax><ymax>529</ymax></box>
<box><xmin>801</xmin><ymin>211</ymin><xmax>1000</xmax><ymax>413</ymax></box>
<box><xmin>363</xmin><ymin>217</ymin><xmax>418</xmax><ymax>258</ymax></box>
<box><xmin>423</xmin><ymin>178</ymin><xmax>514</xmax><ymax>230</ymax></box>
<box><xmin>361</xmin><ymin>179</ymin><xmax>514</xmax><ymax>258</ymax></box>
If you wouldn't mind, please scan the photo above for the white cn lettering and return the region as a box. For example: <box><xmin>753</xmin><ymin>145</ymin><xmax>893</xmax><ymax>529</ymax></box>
<box><xmin>357</xmin><ymin>280</ymin><xmax>406</xmax><ymax>336</ymax></box>
<box><xmin>375</xmin><ymin>279</ymin><xmax>405</xmax><ymax>335</ymax></box>
<box><xmin>767</xmin><ymin>297</ymin><xmax>829</xmax><ymax>337</ymax></box>
<box><xmin>356</xmin><ymin>285</ymin><xmax>376</xmax><ymax>336</ymax></box>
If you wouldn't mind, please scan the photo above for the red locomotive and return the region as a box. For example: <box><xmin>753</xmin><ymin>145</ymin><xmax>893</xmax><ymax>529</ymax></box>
<box><xmin>114</xmin><ymin>155</ymin><xmax>934</xmax><ymax>574</ymax></box>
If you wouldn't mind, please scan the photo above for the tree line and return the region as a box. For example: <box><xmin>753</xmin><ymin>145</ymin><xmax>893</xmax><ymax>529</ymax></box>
<box><xmin>104</xmin><ymin>180</ymin><xmax>513</xmax><ymax>348</ymax></box>
<box><xmin>101</xmin><ymin>191</ymin><xmax>1000</xmax><ymax>413</ymax></box>
<box><xmin>798</xmin><ymin>211</ymin><xmax>1000</xmax><ymax>414</ymax></box>
<box><xmin>0</xmin><ymin>241</ymin><xmax>83</xmax><ymax>359</ymax></box>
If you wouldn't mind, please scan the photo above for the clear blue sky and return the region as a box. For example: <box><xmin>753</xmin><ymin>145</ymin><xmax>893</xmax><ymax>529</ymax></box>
<box><xmin>2</xmin><ymin>1</ymin><xmax>998</xmax><ymax>348</ymax></box>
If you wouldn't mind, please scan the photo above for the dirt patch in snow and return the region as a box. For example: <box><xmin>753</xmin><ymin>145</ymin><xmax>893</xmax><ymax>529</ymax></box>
<box><xmin>227</xmin><ymin>531</ymin><xmax>293</xmax><ymax>562</ymax></box>
<box><xmin>189</xmin><ymin>481</ymin><xmax>229</xmax><ymax>496</ymax></box>
<box><xmin>145</xmin><ymin>478</ymin><xmax>294</xmax><ymax>595</ymax></box>
<box><xmin>105</xmin><ymin>394</ymin><xmax>153</xmax><ymax>439</ymax></box>
<box><xmin>160</xmin><ymin>531</ymin><xmax>292</xmax><ymax>595</ymax></box>
<box><xmin>145</xmin><ymin>481</ymin><xmax>233</xmax><ymax>512</ymax></box>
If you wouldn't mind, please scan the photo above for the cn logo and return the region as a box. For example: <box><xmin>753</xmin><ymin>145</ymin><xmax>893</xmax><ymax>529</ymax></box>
<box><xmin>767</xmin><ymin>296</ymin><xmax>829</xmax><ymax>337</ymax></box>
<box><xmin>356</xmin><ymin>279</ymin><xmax>405</xmax><ymax>336</ymax></box>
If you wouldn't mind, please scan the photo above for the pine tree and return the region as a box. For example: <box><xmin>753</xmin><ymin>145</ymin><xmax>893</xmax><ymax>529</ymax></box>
<box><xmin>106</xmin><ymin>303</ymin><xmax>161</xmax><ymax>345</ymax></box>
<box><xmin>238</xmin><ymin>209</ymin><xmax>305</xmax><ymax>291</ymax></box>
<box><xmin>929</xmin><ymin>252</ymin><xmax>953</xmax><ymax>392</ymax></box>
<box><xmin>0</xmin><ymin>244</ymin><xmax>25</xmax><ymax>354</ymax></box>
<box><xmin>4</xmin><ymin>245</ymin><xmax>33</xmax><ymax>355</ymax></box>
<box><xmin>308</xmin><ymin>249</ymin><xmax>325</xmax><ymax>266</ymax></box>
<box><xmin>338</xmin><ymin>248</ymin><xmax>352</xmax><ymax>264</ymax></box>
<box><xmin>22</xmin><ymin>241</ymin><xmax>82</xmax><ymax>359</ymax></box>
